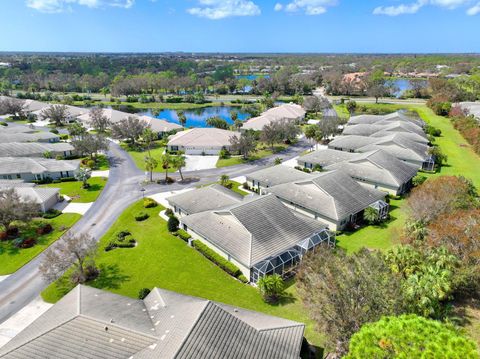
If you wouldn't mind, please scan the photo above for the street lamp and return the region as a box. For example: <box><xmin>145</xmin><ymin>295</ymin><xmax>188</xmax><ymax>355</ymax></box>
<box><xmin>140</xmin><ymin>187</ymin><xmax>146</xmax><ymax>199</ymax></box>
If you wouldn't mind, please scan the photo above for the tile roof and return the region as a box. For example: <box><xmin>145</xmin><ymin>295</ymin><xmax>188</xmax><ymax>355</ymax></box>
<box><xmin>167</xmin><ymin>184</ymin><xmax>244</xmax><ymax>214</ymax></box>
<box><xmin>0</xmin><ymin>157</ymin><xmax>79</xmax><ymax>175</ymax></box>
<box><xmin>0</xmin><ymin>285</ymin><xmax>304</xmax><ymax>359</ymax></box>
<box><xmin>168</xmin><ymin>128</ymin><xmax>240</xmax><ymax>148</ymax></box>
<box><xmin>267</xmin><ymin>169</ymin><xmax>386</xmax><ymax>221</ymax></box>
<box><xmin>182</xmin><ymin>194</ymin><xmax>326</xmax><ymax>267</ymax></box>
<box><xmin>242</xmin><ymin>104</ymin><xmax>306</xmax><ymax>131</ymax></box>
<box><xmin>246</xmin><ymin>165</ymin><xmax>313</xmax><ymax>187</ymax></box>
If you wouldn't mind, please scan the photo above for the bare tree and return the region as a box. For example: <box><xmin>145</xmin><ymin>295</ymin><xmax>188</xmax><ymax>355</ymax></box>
<box><xmin>111</xmin><ymin>116</ymin><xmax>148</xmax><ymax>146</ymax></box>
<box><xmin>89</xmin><ymin>107</ymin><xmax>110</xmax><ymax>133</ymax></box>
<box><xmin>39</xmin><ymin>233</ymin><xmax>98</xmax><ymax>284</ymax></box>
<box><xmin>0</xmin><ymin>189</ymin><xmax>39</xmax><ymax>232</ymax></box>
<box><xmin>41</xmin><ymin>104</ymin><xmax>69</xmax><ymax>127</ymax></box>
<box><xmin>230</xmin><ymin>132</ymin><xmax>257</xmax><ymax>159</ymax></box>
<box><xmin>261</xmin><ymin>121</ymin><xmax>283</xmax><ymax>150</ymax></box>
<box><xmin>303</xmin><ymin>96</ymin><xmax>322</xmax><ymax>115</ymax></box>
<box><xmin>317</xmin><ymin>116</ymin><xmax>341</xmax><ymax>142</ymax></box>
<box><xmin>0</xmin><ymin>98</ymin><xmax>26</xmax><ymax>119</ymax></box>
<box><xmin>71</xmin><ymin>133</ymin><xmax>109</xmax><ymax>159</ymax></box>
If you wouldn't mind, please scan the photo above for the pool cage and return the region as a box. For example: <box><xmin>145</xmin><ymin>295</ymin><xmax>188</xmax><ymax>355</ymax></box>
<box><xmin>422</xmin><ymin>156</ymin><xmax>435</xmax><ymax>172</ymax></box>
<box><xmin>250</xmin><ymin>229</ymin><xmax>335</xmax><ymax>283</ymax></box>
<box><xmin>370</xmin><ymin>200</ymin><xmax>389</xmax><ymax>220</ymax></box>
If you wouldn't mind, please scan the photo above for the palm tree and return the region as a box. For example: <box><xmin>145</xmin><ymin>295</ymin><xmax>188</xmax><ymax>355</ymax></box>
<box><xmin>142</xmin><ymin>128</ymin><xmax>156</xmax><ymax>157</ymax></box>
<box><xmin>172</xmin><ymin>154</ymin><xmax>186</xmax><ymax>182</ymax></box>
<box><xmin>160</xmin><ymin>152</ymin><xmax>173</xmax><ymax>182</ymax></box>
<box><xmin>144</xmin><ymin>156</ymin><xmax>158</xmax><ymax>182</ymax></box>
<box><xmin>177</xmin><ymin>111</ymin><xmax>187</xmax><ymax>127</ymax></box>
<box><xmin>100</xmin><ymin>87</ymin><xmax>109</xmax><ymax>99</ymax></box>
<box><xmin>257</xmin><ymin>274</ymin><xmax>284</xmax><ymax>303</ymax></box>
<box><xmin>220</xmin><ymin>174</ymin><xmax>230</xmax><ymax>187</ymax></box>
<box><xmin>363</xmin><ymin>207</ymin><xmax>380</xmax><ymax>225</ymax></box>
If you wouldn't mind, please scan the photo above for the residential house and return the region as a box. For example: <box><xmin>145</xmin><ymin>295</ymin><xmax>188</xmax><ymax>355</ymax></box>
<box><xmin>347</xmin><ymin>111</ymin><xmax>425</xmax><ymax>128</ymax></box>
<box><xmin>0</xmin><ymin>142</ymin><xmax>75</xmax><ymax>158</ymax></box>
<box><xmin>0</xmin><ymin>285</ymin><xmax>305</xmax><ymax>359</ymax></box>
<box><xmin>0</xmin><ymin>180</ymin><xmax>60</xmax><ymax>212</ymax></box>
<box><xmin>0</xmin><ymin>157</ymin><xmax>80</xmax><ymax>181</ymax></box>
<box><xmin>246</xmin><ymin>165</ymin><xmax>313</xmax><ymax>194</ymax></box>
<box><xmin>181</xmin><ymin>194</ymin><xmax>334</xmax><ymax>282</ymax></box>
<box><xmin>34</xmin><ymin>104</ymin><xmax>87</xmax><ymax>124</ymax></box>
<box><xmin>138</xmin><ymin>115</ymin><xmax>183</xmax><ymax>137</ymax></box>
<box><xmin>167</xmin><ymin>128</ymin><xmax>240</xmax><ymax>155</ymax></box>
<box><xmin>266</xmin><ymin>170</ymin><xmax>388</xmax><ymax>231</ymax></box>
<box><xmin>242</xmin><ymin>103</ymin><xmax>306</xmax><ymax>131</ymax></box>
<box><xmin>167</xmin><ymin>184</ymin><xmax>244</xmax><ymax>217</ymax></box>
<box><xmin>0</xmin><ymin>131</ymin><xmax>60</xmax><ymax>143</ymax></box>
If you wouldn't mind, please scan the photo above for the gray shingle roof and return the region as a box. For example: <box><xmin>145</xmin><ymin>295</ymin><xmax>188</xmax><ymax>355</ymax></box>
<box><xmin>242</xmin><ymin>104</ymin><xmax>305</xmax><ymax>131</ymax></box>
<box><xmin>181</xmin><ymin>194</ymin><xmax>326</xmax><ymax>267</ymax></box>
<box><xmin>298</xmin><ymin>149</ymin><xmax>358</xmax><ymax>167</ymax></box>
<box><xmin>1</xmin><ymin>285</ymin><xmax>304</xmax><ymax>359</ymax></box>
<box><xmin>168</xmin><ymin>128</ymin><xmax>240</xmax><ymax>148</ymax></box>
<box><xmin>325</xmin><ymin>149</ymin><xmax>419</xmax><ymax>188</ymax></box>
<box><xmin>10</xmin><ymin>187</ymin><xmax>59</xmax><ymax>205</ymax></box>
<box><xmin>343</xmin><ymin>121</ymin><xmax>425</xmax><ymax>137</ymax></box>
<box><xmin>246</xmin><ymin>165</ymin><xmax>313</xmax><ymax>187</ymax></box>
<box><xmin>0</xmin><ymin>131</ymin><xmax>59</xmax><ymax>143</ymax></box>
<box><xmin>0</xmin><ymin>158</ymin><xmax>79</xmax><ymax>175</ymax></box>
<box><xmin>167</xmin><ymin>184</ymin><xmax>244</xmax><ymax>215</ymax></box>
<box><xmin>138</xmin><ymin>115</ymin><xmax>183</xmax><ymax>133</ymax></box>
<box><xmin>267</xmin><ymin>169</ymin><xmax>386</xmax><ymax>221</ymax></box>
<box><xmin>348</xmin><ymin>111</ymin><xmax>425</xmax><ymax>128</ymax></box>
<box><xmin>0</xmin><ymin>142</ymin><xmax>73</xmax><ymax>157</ymax></box>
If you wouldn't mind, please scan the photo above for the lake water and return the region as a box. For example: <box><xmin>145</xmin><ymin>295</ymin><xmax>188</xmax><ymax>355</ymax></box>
<box><xmin>236</xmin><ymin>74</ymin><xmax>271</xmax><ymax>92</ymax></box>
<box><xmin>393</xmin><ymin>79</ymin><xmax>427</xmax><ymax>97</ymax></box>
<box><xmin>140</xmin><ymin>106</ymin><xmax>251</xmax><ymax>128</ymax></box>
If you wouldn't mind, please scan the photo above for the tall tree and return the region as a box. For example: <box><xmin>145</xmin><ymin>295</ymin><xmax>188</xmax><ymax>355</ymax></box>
<box><xmin>144</xmin><ymin>156</ymin><xmax>158</xmax><ymax>183</ymax></box>
<box><xmin>0</xmin><ymin>98</ymin><xmax>26</xmax><ymax>119</ymax></box>
<box><xmin>75</xmin><ymin>167</ymin><xmax>92</xmax><ymax>189</ymax></box>
<box><xmin>366</xmin><ymin>69</ymin><xmax>389</xmax><ymax>104</ymax></box>
<box><xmin>304</xmin><ymin>124</ymin><xmax>323</xmax><ymax>150</ymax></box>
<box><xmin>0</xmin><ymin>189</ymin><xmax>38</xmax><ymax>232</ymax></box>
<box><xmin>39</xmin><ymin>233</ymin><xmax>98</xmax><ymax>284</ymax></box>
<box><xmin>261</xmin><ymin>121</ymin><xmax>283</xmax><ymax>151</ymax></box>
<box><xmin>177</xmin><ymin>111</ymin><xmax>187</xmax><ymax>127</ymax></box>
<box><xmin>71</xmin><ymin>133</ymin><xmax>109</xmax><ymax>159</ymax></box>
<box><xmin>206</xmin><ymin>116</ymin><xmax>229</xmax><ymax>130</ymax></box>
<box><xmin>40</xmin><ymin>104</ymin><xmax>69</xmax><ymax>127</ymax></box>
<box><xmin>229</xmin><ymin>132</ymin><xmax>257</xmax><ymax>159</ymax></box>
<box><xmin>172</xmin><ymin>154</ymin><xmax>186</xmax><ymax>182</ymax></box>
<box><xmin>111</xmin><ymin>116</ymin><xmax>148</xmax><ymax>146</ymax></box>
<box><xmin>160</xmin><ymin>152</ymin><xmax>173</xmax><ymax>182</ymax></box>
<box><xmin>297</xmin><ymin>248</ymin><xmax>405</xmax><ymax>355</ymax></box>
<box><xmin>89</xmin><ymin>107</ymin><xmax>110</xmax><ymax>133</ymax></box>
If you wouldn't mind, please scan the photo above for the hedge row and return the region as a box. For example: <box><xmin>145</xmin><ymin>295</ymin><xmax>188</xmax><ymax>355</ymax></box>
<box><xmin>192</xmin><ymin>240</ymin><xmax>246</xmax><ymax>281</ymax></box>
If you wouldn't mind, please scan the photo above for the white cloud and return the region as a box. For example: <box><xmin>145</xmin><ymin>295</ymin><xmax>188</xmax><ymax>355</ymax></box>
<box><xmin>467</xmin><ymin>1</ymin><xmax>480</xmax><ymax>14</ymax></box>
<box><xmin>25</xmin><ymin>0</ymin><xmax>134</xmax><ymax>13</ymax></box>
<box><xmin>187</xmin><ymin>0</ymin><xmax>261</xmax><ymax>19</ymax></box>
<box><xmin>373</xmin><ymin>0</ymin><xmax>474</xmax><ymax>16</ymax></box>
<box><xmin>274</xmin><ymin>3</ymin><xmax>283</xmax><ymax>11</ymax></box>
<box><xmin>276</xmin><ymin>0</ymin><xmax>337</xmax><ymax>15</ymax></box>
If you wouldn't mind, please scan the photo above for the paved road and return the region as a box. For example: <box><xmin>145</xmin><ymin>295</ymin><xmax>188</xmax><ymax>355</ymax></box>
<box><xmin>0</xmin><ymin>138</ymin><xmax>312</xmax><ymax>325</ymax></box>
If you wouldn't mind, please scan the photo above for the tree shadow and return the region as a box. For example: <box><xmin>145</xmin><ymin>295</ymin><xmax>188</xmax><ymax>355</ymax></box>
<box><xmin>109</xmin><ymin>156</ymin><xmax>125</xmax><ymax>168</ymax></box>
<box><xmin>90</xmin><ymin>263</ymin><xmax>130</xmax><ymax>290</ymax></box>
<box><xmin>86</xmin><ymin>184</ymin><xmax>102</xmax><ymax>192</ymax></box>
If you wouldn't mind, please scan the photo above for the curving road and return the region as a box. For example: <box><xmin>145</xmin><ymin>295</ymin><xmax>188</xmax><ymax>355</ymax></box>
<box><xmin>0</xmin><ymin>138</ymin><xmax>311</xmax><ymax>325</ymax></box>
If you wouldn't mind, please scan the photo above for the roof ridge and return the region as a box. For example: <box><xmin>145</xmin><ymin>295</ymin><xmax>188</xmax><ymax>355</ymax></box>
<box><xmin>257</xmin><ymin>323</ymin><xmax>305</xmax><ymax>333</ymax></box>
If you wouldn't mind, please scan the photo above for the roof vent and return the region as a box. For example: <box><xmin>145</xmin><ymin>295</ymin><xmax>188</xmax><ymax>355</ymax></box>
<box><xmin>110</xmin><ymin>318</ymin><xmax>114</xmax><ymax>323</ymax></box>
<box><xmin>104</xmin><ymin>326</ymin><xmax>108</xmax><ymax>331</ymax></box>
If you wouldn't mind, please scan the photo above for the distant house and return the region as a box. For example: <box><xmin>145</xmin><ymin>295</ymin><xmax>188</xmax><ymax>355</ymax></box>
<box><xmin>167</xmin><ymin>128</ymin><xmax>240</xmax><ymax>155</ymax></box>
<box><xmin>266</xmin><ymin>170</ymin><xmax>388</xmax><ymax>231</ymax></box>
<box><xmin>242</xmin><ymin>103</ymin><xmax>306</xmax><ymax>131</ymax></box>
<box><xmin>328</xmin><ymin>134</ymin><xmax>434</xmax><ymax>170</ymax></box>
<box><xmin>181</xmin><ymin>194</ymin><xmax>334</xmax><ymax>282</ymax></box>
<box><xmin>167</xmin><ymin>184</ymin><xmax>244</xmax><ymax>217</ymax></box>
<box><xmin>77</xmin><ymin>108</ymin><xmax>131</xmax><ymax>126</ymax></box>
<box><xmin>347</xmin><ymin>111</ymin><xmax>426</xmax><ymax>128</ymax></box>
<box><xmin>34</xmin><ymin>104</ymin><xmax>87</xmax><ymax>124</ymax></box>
<box><xmin>0</xmin><ymin>181</ymin><xmax>60</xmax><ymax>212</ymax></box>
<box><xmin>0</xmin><ymin>157</ymin><xmax>80</xmax><ymax>181</ymax></box>
<box><xmin>246</xmin><ymin>165</ymin><xmax>313</xmax><ymax>194</ymax></box>
<box><xmin>0</xmin><ymin>142</ymin><xmax>74</xmax><ymax>158</ymax></box>
<box><xmin>298</xmin><ymin>149</ymin><xmax>418</xmax><ymax>195</ymax></box>
<box><xmin>343</xmin><ymin>121</ymin><xmax>427</xmax><ymax>139</ymax></box>
<box><xmin>0</xmin><ymin>285</ymin><xmax>305</xmax><ymax>359</ymax></box>
<box><xmin>0</xmin><ymin>131</ymin><xmax>60</xmax><ymax>143</ymax></box>
<box><xmin>138</xmin><ymin>115</ymin><xmax>183</xmax><ymax>137</ymax></box>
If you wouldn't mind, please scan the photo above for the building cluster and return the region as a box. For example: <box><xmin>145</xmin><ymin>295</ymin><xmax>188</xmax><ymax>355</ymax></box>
<box><xmin>0</xmin><ymin>285</ymin><xmax>305</xmax><ymax>359</ymax></box>
<box><xmin>164</xmin><ymin>111</ymin><xmax>430</xmax><ymax>284</ymax></box>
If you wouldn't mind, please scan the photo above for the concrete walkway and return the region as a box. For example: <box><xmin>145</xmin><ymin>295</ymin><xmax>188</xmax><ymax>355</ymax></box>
<box><xmin>0</xmin><ymin>276</ymin><xmax>9</xmax><ymax>284</ymax></box>
<box><xmin>91</xmin><ymin>170</ymin><xmax>110</xmax><ymax>178</ymax></box>
<box><xmin>184</xmin><ymin>155</ymin><xmax>219</xmax><ymax>171</ymax></box>
<box><xmin>0</xmin><ymin>297</ymin><xmax>52</xmax><ymax>348</ymax></box>
<box><xmin>148</xmin><ymin>188</ymin><xmax>193</xmax><ymax>208</ymax></box>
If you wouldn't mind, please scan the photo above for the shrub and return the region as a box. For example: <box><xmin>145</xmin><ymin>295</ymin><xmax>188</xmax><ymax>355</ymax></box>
<box><xmin>20</xmin><ymin>238</ymin><xmax>37</xmax><ymax>248</ymax></box>
<box><xmin>42</xmin><ymin>209</ymin><xmax>62</xmax><ymax>219</ymax></box>
<box><xmin>50</xmin><ymin>129</ymin><xmax>59</xmax><ymax>134</ymax></box>
<box><xmin>105</xmin><ymin>241</ymin><xmax>117</xmax><ymax>251</ymax></box>
<box><xmin>238</xmin><ymin>274</ymin><xmax>249</xmax><ymax>283</ymax></box>
<box><xmin>60</xmin><ymin>177</ymin><xmax>76</xmax><ymax>182</ymax></box>
<box><xmin>6</xmin><ymin>227</ymin><xmax>19</xmax><ymax>237</ymax></box>
<box><xmin>192</xmin><ymin>240</ymin><xmax>242</xmax><ymax>278</ymax></box>
<box><xmin>258</xmin><ymin>274</ymin><xmax>285</xmax><ymax>303</ymax></box>
<box><xmin>117</xmin><ymin>230</ymin><xmax>131</xmax><ymax>239</ymax></box>
<box><xmin>165</xmin><ymin>177</ymin><xmax>175</xmax><ymax>184</ymax></box>
<box><xmin>135</xmin><ymin>212</ymin><xmax>150</xmax><ymax>221</ymax></box>
<box><xmin>0</xmin><ymin>122</ymin><xmax>7</xmax><ymax>126</ymax></box>
<box><xmin>143</xmin><ymin>198</ymin><xmax>158</xmax><ymax>208</ymax></box>
<box><xmin>36</xmin><ymin>223</ymin><xmax>53</xmax><ymax>235</ymax></box>
<box><xmin>86</xmin><ymin>160</ymin><xmax>95</xmax><ymax>169</ymax></box>
<box><xmin>168</xmin><ymin>216</ymin><xmax>179</xmax><ymax>232</ymax></box>
<box><xmin>412</xmin><ymin>174</ymin><xmax>427</xmax><ymax>187</ymax></box>
<box><xmin>176</xmin><ymin>229</ymin><xmax>191</xmax><ymax>242</ymax></box>
<box><xmin>165</xmin><ymin>208</ymin><xmax>174</xmax><ymax>217</ymax></box>
<box><xmin>138</xmin><ymin>288</ymin><xmax>151</xmax><ymax>300</ymax></box>
<box><xmin>0</xmin><ymin>232</ymin><xmax>7</xmax><ymax>241</ymax></box>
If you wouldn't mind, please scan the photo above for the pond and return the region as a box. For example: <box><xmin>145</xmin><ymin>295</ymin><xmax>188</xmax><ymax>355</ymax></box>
<box><xmin>236</xmin><ymin>74</ymin><xmax>271</xmax><ymax>92</ymax></box>
<box><xmin>392</xmin><ymin>78</ymin><xmax>427</xmax><ymax>98</ymax></box>
<box><xmin>140</xmin><ymin>106</ymin><xmax>251</xmax><ymax>128</ymax></box>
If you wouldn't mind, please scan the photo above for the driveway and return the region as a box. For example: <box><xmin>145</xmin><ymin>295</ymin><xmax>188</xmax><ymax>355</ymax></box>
<box><xmin>184</xmin><ymin>155</ymin><xmax>219</xmax><ymax>171</ymax></box>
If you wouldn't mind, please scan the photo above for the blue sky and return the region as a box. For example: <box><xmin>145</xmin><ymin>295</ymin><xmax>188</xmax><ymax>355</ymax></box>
<box><xmin>0</xmin><ymin>0</ymin><xmax>479</xmax><ymax>53</ymax></box>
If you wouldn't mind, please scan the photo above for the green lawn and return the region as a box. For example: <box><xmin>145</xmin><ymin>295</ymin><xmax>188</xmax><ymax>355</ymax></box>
<box><xmin>39</xmin><ymin>177</ymin><xmax>107</xmax><ymax>203</ymax></box>
<box><xmin>216</xmin><ymin>144</ymin><xmax>288</xmax><ymax>168</ymax></box>
<box><xmin>0</xmin><ymin>213</ymin><xmax>81</xmax><ymax>275</ymax></box>
<box><xmin>41</xmin><ymin>201</ymin><xmax>325</xmax><ymax>347</ymax></box>
<box><xmin>92</xmin><ymin>154</ymin><xmax>110</xmax><ymax>170</ymax></box>
<box><xmin>122</xmin><ymin>143</ymin><xmax>178</xmax><ymax>173</ymax></box>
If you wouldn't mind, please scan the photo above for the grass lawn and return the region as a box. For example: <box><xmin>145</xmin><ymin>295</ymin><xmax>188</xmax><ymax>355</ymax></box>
<box><xmin>0</xmin><ymin>213</ymin><xmax>81</xmax><ymax>275</ymax></box>
<box><xmin>92</xmin><ymin>154</ymin><xmax>110</xmax><ymax>170</ymax></box>
<box><xmin>122</xmin><ymin>143</ymin><xmax>178</xmax><ymax>173</ymax></box>
<box><xmin>216</xmin><ymin>143</ymin><xmax>288</xmax><ymax>168</ymax></box>
<box><xmin>41</xmin><ymin>201</ymin><xmax>325</xmax><ymax>347</ymax></box>
<box><xmin>39</xmin><ymin>177</ymin><xmax>107</xmax><ymax>203</ymax></box>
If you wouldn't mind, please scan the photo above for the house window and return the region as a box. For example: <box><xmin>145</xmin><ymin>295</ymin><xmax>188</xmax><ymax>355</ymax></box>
<box><xmin>16</xmin><ymin>174</ymin><xmax>21</xmax><ymax>179</ymax></box>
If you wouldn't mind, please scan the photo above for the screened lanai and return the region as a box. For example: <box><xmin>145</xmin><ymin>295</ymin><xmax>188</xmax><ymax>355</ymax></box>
<box><xmin>369</xmin><ymin>200</ymin><xmax>389</xmax><ymax>220</ymax></box>
<box><xmin>422</xmin><ymin>156</ymin><xmax>435</xmax><ymax>171</ymax></box>
<box><xmin>250</xmin><ymin>229</ymin><xmax>335</xmax><ymax>283</ymax></box>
